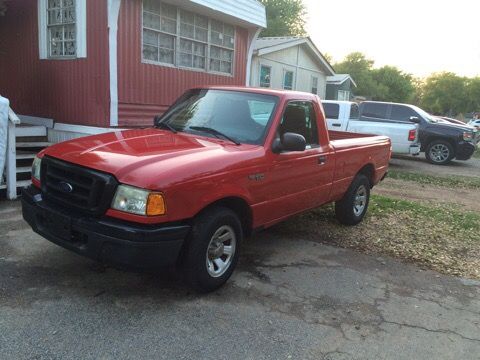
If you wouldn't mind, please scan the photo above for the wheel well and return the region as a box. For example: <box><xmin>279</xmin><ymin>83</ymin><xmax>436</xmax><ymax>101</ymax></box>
<box><xmin>357</xmin><ymin>164</ymin><xmax>375</xmax><ymax>187</ymax></box>
<box><xmin>422</xmin><ymin>137</ymin><xmax>456</xmax><ymax>152</ymax></box>
<box><xmin>200</xmin><ymin>197</ymin><xmax>253</xmax><ymax>237</ymax></box>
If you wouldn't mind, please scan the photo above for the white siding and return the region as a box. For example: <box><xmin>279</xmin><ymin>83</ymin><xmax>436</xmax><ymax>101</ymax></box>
<box><xmin>190</xmin><ymin>0</ymin><xmax>266</xmax><ymax>27</ymax></box>
<box><xmin>251</xmin><ymin>44</ymin><xmax>328</xmax><ymax>98</ymax></box>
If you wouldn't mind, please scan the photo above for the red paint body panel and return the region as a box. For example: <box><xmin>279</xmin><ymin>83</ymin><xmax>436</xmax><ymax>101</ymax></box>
<box><xmin>37</xmin><ymin>86</ymin><xmax>391</xmax><ymax>227</ymax></box>
<box><xmin>117</xmin><ymin>0</ymin><xmax>249</xmax><ymax>126</ymax></box>
<box><xmin>0</xmin><ymin>0</ymin><xmax>110</xmax><ymax>126</ymax></box>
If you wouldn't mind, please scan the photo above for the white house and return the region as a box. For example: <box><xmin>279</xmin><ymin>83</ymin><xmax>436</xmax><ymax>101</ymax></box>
<box><xmin>250</xmin><ymin>36</ymin><xmax>335</xmax><ymax>98</ymax></box>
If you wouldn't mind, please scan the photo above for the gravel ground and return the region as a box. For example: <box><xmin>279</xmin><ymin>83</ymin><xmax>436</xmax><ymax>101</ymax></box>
<box><xmin>1</xmin><ymin>201</ymin><xmax>480</xmax><ymax>360</ymax></box>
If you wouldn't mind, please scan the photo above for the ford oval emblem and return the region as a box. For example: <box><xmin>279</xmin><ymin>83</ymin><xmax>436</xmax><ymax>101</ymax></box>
<box><xmin>57</xmin><ymin>181</ymin><xmax>74</xmax><ymax>193</ymax></box>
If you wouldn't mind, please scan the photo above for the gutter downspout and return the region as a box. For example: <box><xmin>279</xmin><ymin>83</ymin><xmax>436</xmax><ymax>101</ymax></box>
<box><xmin>245</xmin><ymin>27</ymin><xmax>262</xmax><ymax>86</ymax></box>
<box><xmin>108</xmin><ymin>0</ymin><xmax>121</xmax><ymax>127</ymax></box>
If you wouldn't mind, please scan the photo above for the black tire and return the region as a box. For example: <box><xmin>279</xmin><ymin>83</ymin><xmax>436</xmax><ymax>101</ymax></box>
<box><xmin>425</xmin><ymin>140</ymin><xmax>454</xmax><ymax>165</ymax></box>
<box><xmin>335</xmin><ymin>174</ymin><xmax>370</xmax><ymax>226</ymax></box>
<box><xmin>182</xmin><ymin>206</ymin><xmax>242</xmax><ymax>293</ymax></box>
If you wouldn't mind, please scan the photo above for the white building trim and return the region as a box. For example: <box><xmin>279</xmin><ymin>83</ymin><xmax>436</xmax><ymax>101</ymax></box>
<box><xmin>245</xmin><ymin>27</ymin><xmax>262</xmax><ymax>85</ymax></box>
<box><xmin>107</xmin><ymin>0</ymin><xmax>122</xmax><ymax>127</ymax></box>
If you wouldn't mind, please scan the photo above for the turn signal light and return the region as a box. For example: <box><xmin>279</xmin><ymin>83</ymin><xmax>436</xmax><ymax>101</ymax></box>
<box><xmin>146</xmin><ymin>193</ymin><xmax>166</xmax><ymax>216</ymax></box>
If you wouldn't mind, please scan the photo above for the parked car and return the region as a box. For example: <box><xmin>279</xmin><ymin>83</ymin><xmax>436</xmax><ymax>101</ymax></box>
<box><xmin>468</xmin><ymin>118</ymin><xmax>480</xmax><ymax>130</ymax></box>
<box><xmin>358</xmin><ymin>101</ymin><xmax>478</xmax><ymax>165</ymax></box>
<box><xmin>322</xmin><ymin>100</ymin><xmax>420</xmax><ymax>156</ymax></box>
<box><xmin>22</xmin><ymin>87</ymin><xmax>391</xmax><ymax>292</ymax></box>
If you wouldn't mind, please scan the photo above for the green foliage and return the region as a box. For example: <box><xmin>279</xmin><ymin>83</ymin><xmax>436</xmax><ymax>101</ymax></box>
<box><xmin>420</xmin><ymin>72</ymin><xmax>469</xmax><ymax>116</ymax></box>
<box><xmin>387</xmin><ymin>170</ymin><xmax>480</xmax><ymax>190</ymax></box>
<box><xmin>371</xmin><ymin>66</ymin><xmax>415</xmax><ymax>103</ymax></box>
<box><xmin>260</xmin><ymin>0</ymin><xmax>306</xmax><ymax>37</ymax></box>
<box><xmin>333</xmin><ymin>53</ymin><xmax>416</xmax><ymax>103</ymax></box>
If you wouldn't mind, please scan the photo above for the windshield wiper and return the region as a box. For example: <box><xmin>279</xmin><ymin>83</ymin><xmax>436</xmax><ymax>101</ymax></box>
<box><xmin>156</xmin><ymin>121</ymin><xmax>177</xmax><ymax>133</ymax></box>
<box><xmin>189</xmin><ymin>126</ymin><xmax>240</xmax><ymax>145</ymax></box>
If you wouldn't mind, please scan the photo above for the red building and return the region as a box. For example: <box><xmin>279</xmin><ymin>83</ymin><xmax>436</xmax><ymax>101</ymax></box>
<box><xmin>0</xmin><ymin>0</ymin><xmax>266</xmax><ymax>138</ymax></box>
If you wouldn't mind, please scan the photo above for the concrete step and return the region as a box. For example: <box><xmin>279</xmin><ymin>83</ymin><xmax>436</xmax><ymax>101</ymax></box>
<box><xmin>16</xmin><ymin>166</ymin><xmax>32</xmax><ymax>174</ymax></box>
<box><xmin>16</xmin><ymin>151</ymin><xmax>37</xmax><ymax>160</ymax></box>
<box><xmin>16</xmin><ymin>142</ymin><xmax>53</xmax><ymax>148</ymax></box>
<box><xmin>15</xmin><ymin>125</ymin><xmax>47</xmax><ymax>137</ymax></box>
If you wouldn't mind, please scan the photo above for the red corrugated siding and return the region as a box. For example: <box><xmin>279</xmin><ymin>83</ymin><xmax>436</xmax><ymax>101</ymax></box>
<box><xmin>117</xmin><ymin>0</ymin><xmax>249</xmax><ymax>126</ymax></box>
<box><xmin>0</xmin><ymin>0</ymin><xmax>110</xmax><ymax>127</ymax></box>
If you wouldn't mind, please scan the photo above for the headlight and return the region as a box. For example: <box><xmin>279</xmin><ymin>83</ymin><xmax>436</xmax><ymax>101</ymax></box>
<box><xmin>111</xmin><ymin>185</ymin><xmax>166</xmax><ymax>216</ymax></box>
<box><xmin>463</xmin><ymin>131</ymin><xmax>474</xmax><ymax>142</ymax></box>
<box><xmin>31</xmin><ymin>156</ymin><xmax>41</xmax><ymax>181</ymax></box>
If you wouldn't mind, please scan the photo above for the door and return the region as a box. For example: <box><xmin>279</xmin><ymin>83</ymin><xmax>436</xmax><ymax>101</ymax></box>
<box><xmin>265</xmin><ymin>101</ymin><xmax>335</xmax><ymax>223</ymax></box>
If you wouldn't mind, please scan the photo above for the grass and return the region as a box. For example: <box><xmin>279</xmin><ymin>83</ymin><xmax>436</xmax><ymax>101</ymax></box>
<box><xmin>387</xmin><ymin>169</ymin><xmax>480</xmax><ymax>189</ymax></box>
<box><xmin>271</xmin><ymin>195</ymin><xmax>480</xmax><ymax>279</ymax></box>
<box><xmin>473</xmin><ymin>146</ymin><xmax>480</xmax><ymax>159</ymax></box>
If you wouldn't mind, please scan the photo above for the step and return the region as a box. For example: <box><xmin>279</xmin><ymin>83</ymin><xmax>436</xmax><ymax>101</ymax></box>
<box><xmin>15</xmin><ymin>125</ymin><xmax>47</xmax><ymax>137</ymax></box>
<box><xmin>16</xmin><ymin>151</ymin><xmax>37</xmax><ymax>160</ymax></box>
<box><xmin>16</xmin><ymin>142</ymin><xmax>53</xmax><ymax>148</ymax></box>
<box><xmin>0</xmin><ymin>179</ymin><xmax>31</xmax><ymax>190</ymax></box>
<box><xmin>16</xmin><ymin>166</ymin><xmax>32</xmax><ymax>174</ymax></box>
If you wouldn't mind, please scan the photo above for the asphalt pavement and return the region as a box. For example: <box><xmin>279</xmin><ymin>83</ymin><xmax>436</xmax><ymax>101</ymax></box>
<box><xmin>1</xmin><ymin>201</ymin><xmax>480</xmax><ymax>360</ymax></box>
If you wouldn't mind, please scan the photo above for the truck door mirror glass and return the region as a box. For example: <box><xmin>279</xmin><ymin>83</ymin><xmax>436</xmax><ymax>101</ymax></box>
<box><xmin>409</xmin><ymin>116</ymin><xmax>421</xmax><ymax>124</ymax></box>
<box><xmin>272</xmin><ymin>132</ymin><xmax>306</xmax><ymax>153</ymax></box>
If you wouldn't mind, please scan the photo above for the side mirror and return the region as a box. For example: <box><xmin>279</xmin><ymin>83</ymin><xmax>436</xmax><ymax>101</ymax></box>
<box><xmin>409</xmin><ymin>116</ymin><xmax>421</xmax><ymax>124</ymax></box>
<box><xmin>272</xmin><ymin>132</ymin><xmax>306</xmax><ymax>153</ymax></box>
<box><xmin>153</xmin><ymin>115</ymin><xmax>162</xmax><ymax>127</ymax></box>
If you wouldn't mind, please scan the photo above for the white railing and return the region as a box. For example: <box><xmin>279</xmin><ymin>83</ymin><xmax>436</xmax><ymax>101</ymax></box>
<box><xmin>6</xmin><ymin>107</ymin><xmax>20</xmax><ymax>199</ymax></box>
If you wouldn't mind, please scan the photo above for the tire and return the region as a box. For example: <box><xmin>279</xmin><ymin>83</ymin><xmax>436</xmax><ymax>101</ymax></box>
<box><xmin>335</xmin><ymin>174</ymin><xmax>370</xmax><ymax>226</ymax></box>
<box><xmin>182</xmin><ymin>206</ymin><xmax>242</xmax><ymax>293</ymax></box>
<box><xmin>425</xmin><ymin>140</ymin><xmax>454</xmax><ymax>165</ymax></box>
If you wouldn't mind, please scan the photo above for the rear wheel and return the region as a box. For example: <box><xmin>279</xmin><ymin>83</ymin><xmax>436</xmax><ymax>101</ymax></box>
<box><xmin>425</xmin><ymin>140</ymin><xmax>454</xmax><ymax>165</ymax></box>
<box><xmin>182</xmin><ymin>207</ymin><xmax>242</xmax><ymax>292</ymax></box>
<box><xmin>335</xmin><ymin>174</ymin><xmax>370</xmax><ymax>226</ymax></box>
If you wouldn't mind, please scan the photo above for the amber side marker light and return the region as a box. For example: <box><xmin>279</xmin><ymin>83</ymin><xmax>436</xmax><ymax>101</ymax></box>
<box><xmin>146</xmin><ymin>193</ymin><xmax>166</xmax><ymax>216</ymax></box>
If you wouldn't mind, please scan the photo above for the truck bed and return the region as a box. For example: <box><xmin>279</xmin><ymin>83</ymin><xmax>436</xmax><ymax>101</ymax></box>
<box><xmin>329</xmin><ymin>130</ymin><xmax>391</xmax><ymax>151</ymax></box>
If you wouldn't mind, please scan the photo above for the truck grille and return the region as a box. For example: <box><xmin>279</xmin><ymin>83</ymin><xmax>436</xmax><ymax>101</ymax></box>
<box><xmin>40</xmin><ymin>156</ymin><xmax>118</xmax><ymax>216</ymax></box>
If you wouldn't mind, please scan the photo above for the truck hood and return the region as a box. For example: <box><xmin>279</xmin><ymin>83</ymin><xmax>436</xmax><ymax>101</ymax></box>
<box><xmin>432</xmin><ymin>121</ymin><xmax>475</xmax><ymax>132</ymax></box>
<box><xmin>41</xmin><ymin>129</ymin><xmax>263</xmax><ymax>189</ymax></box>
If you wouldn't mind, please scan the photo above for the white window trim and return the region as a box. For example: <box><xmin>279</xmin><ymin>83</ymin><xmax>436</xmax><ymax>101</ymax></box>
<box><xmin>38</xmin><ymin>0</ymin><xmax>87</xmax><ymax>59</ymax></box>
<box><xmin>141</xmin><ymin>1</ymin><xmax>235</xmax><ymax>76</ymax></box>
<box><xmin>259</xmin><ymin>64</ymin><xmax>271</xmax><ymax>88</ymax></box>
<box><xmin>311</xmin><ymin>75</ymin><xmax>318</xmax><ymax>95</ymax></box>
<box><xmin>282</xmin><ymin>69</ymin><xmax>294</xmax><ymax>90</ymax></box>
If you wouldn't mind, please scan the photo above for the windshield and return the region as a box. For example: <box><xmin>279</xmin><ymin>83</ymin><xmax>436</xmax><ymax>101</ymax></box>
<box><xmin>160</xmin><ymin>89</ymin><xmax>279</xmax><ymax>145</ymax></box>
<box><xmin>411</xmin><ymin>105</ymin><xmax>438</xmax><ymax>123</ymax></box>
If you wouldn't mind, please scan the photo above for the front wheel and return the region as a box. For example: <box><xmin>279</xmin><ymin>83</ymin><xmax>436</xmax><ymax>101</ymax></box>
<box><xmin>425</xmin><ymin>140</ymin><xmax>454</xmax><ymax>165</ymax></box>
<box><xmin>182</xmin><ymin>207</ymin><xmax>242</xmax><ymax>292</ymax></box>
<box><xmin>335</xmin><ymin>174</ymin><xmax>370</xmax><ymax>225</ymax></box>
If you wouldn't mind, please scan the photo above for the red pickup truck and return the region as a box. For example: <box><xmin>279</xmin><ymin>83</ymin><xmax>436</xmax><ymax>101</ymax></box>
<box><xmin>22</xmin><ymin>87</ymin><xmax>391</xmax><ymax>292</ymax></box>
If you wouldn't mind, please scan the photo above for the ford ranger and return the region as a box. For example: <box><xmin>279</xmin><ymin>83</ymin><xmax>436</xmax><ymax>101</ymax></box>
<box><xmin>22</xmin><ymin>87</ymin><xmax>391</xmax><ymax>292</ymax></box>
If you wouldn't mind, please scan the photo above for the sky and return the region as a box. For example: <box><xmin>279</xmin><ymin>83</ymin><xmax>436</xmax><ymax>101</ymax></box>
<box><xmin>304</xmin><ymin>0</ymin><xmax>480</xmax><ymax>78</ymax></box>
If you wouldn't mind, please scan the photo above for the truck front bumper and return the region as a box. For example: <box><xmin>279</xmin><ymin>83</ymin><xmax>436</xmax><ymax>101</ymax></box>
<box><xmin>455</xmin><ymin>142</ymin><xmax>476</xmax><ymax>161</ymax></box>
<box><xmin>21</xmin><ymin>186</ymin><xmax>191</xmax><ymax>269</ymax></box>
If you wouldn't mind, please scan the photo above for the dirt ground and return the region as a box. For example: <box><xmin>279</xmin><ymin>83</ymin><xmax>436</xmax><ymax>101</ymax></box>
<box><xmin>375</xmin><ymin>177</ymin><xmax>480</xmax><ymax>212</ymax></box>
<box><xmin>390</xmin><ymin>155</ymin><xmax>480</xmax><ymax>178</ymax></box>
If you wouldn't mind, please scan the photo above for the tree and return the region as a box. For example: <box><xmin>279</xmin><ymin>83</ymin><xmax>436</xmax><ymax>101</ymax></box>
<box><xmin>371</xmin><ymin>66</ymin><xmax>415</xmax><ymax>103</ymax></box>
<box><xmin>465</xmin><ymin>77</ymin><xmax>480</xmax><ymax>113</ymax></box>
<box><xmin>334</xmin><ymin>52</ymin><xmax>378</xmax><ymax>98</ymax></box>
<box><xmin>420</xmin><ymin>72</ymin><xmax>468</xmax><ymax>116</ymax></box>
<box><xmin>260</xmin><ymin>0</ymin><xmax>306</xmax><ymax>37</ymax></box>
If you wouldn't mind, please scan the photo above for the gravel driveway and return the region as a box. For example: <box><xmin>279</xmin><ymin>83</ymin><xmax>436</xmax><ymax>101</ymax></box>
<box><xmin>390</xmin><ymin>154</ymin><xmax>480</xmax><ymax>178</ymax></box>
<box><xmin>1</xmin><ymin>201</ymin><xmax>480</xmax><ymax>360</ymax></box>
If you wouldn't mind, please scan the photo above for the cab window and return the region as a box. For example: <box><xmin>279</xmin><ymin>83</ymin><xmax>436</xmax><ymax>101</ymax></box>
<box><xmin>279</xmin><ymin>101</ymin><xmax>319</xmax><ymax>148</ymax></box>
<box><xmin>390</xmin><ymin>104</ymin><xmax>418</xmax><ymax>122</ymax></box>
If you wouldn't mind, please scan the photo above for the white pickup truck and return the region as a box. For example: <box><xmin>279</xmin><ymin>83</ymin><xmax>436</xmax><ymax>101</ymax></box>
<box><xmin>322</xmin><ymin>100</ymin><xmax>420</xmax><ymax>155</ymax></box>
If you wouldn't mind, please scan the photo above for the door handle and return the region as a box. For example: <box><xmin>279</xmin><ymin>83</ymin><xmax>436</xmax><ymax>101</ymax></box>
<box><xmin>332</xmin><ymin>123</ymin><xmax>341</xmax><ymax>127</ymax></box>
<box><xmin>318</xmin><ymin>155</ymin><xmax>327</xmax><ymax>164</ymax></box>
